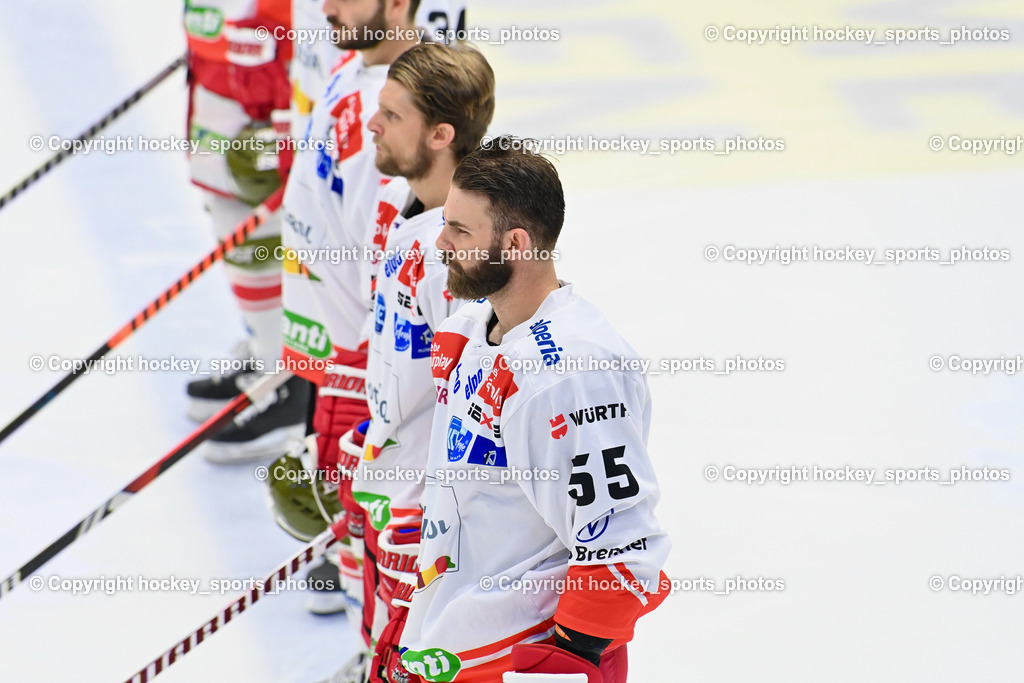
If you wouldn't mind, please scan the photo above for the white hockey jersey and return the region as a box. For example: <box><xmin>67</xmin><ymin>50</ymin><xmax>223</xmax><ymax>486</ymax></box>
<box><xmin>290</xmin><ymin>0</ymin><xmax>469</xmax><ymax>140</ymax></box>
<box><xmin>398</xmin><ymin>285</ymin><xmax>671</xmax><ymax>681</ymax></box>
<box><xmin>280</xmin><ymin>50</ymin><xmax>387</xmax><ymax>381</ymax></box>
<box><xmin>351</xmin><ymin>178</ymin><xmax>459</xmax><ymax>533</ymax></box>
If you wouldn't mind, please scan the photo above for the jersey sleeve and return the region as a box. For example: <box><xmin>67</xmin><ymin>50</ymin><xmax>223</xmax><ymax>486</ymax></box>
<box><xmin>501</xmin><ymin>370</ymin><xmax>671</xmax><ymax>642</ymax></box>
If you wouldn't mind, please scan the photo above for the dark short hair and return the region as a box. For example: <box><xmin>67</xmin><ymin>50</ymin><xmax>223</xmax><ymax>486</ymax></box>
<box><xmin>451</xmin><ymin>136</ymin><xmax>565</xmax><ymax>250</ymax></box>
<box><xmin>387</xmin><ymin>43</ymin><xmax>495</xmax><ymax>161</ymax></box>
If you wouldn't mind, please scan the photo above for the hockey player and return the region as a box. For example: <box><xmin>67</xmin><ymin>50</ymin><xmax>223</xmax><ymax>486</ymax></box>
<box><xmin>273</xmin><ymin>0</ymin><xmax>470</xmax><ymax>626</ymax></box>
<box><xmin>373</xmin><ymin>140</ymin><xmax>671</xmax><ymax>683</ymax></box>
<box><xmin>336</xmin><ymin>42</ymin><xmax>495</xmax><ymax>672</ymax></box>
<box><xmin>183</xmin><ymin>0</ymin><xmax>314</xmax><ymax>462</ymax></box>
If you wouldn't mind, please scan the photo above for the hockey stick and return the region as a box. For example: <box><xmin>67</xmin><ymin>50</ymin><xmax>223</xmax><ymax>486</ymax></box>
<box><xmin>0</xmin><ymin>186</ymin><xmax>284</xmax><ymax>447</ymax></box>
<box><xmin>0</xmin><ymin>370</ymin><xmax>292</xmax><ymax>600</ymax></box>
<box><xmin>123</xmin><ymin>523</ymin><xmax>343</xmax><ymax>683</ymax></box>
<box><xmin>0</xmin><ymin>55</ymin><xmax>186</xmax><ymax>211</ymax></box>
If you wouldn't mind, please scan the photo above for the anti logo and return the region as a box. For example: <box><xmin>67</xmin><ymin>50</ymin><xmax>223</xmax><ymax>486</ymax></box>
<box><xmin>352</xmin><ymin>492</ymin><xmax>392</xmax><ymax>531</ymax></box>
<box><xmin>282</xmin><ymin>310</ymin><xmax>331</xmax><ymax>358</ymax></box>
<box><xmin>446</xmin><ymin>417</ymin><xmax>473</xmax><ymax>462</ymax></box>
<box><xmin>400</xmin><ymin>648</ymin><xmax>462</xmax><ymax>683</ymax></box>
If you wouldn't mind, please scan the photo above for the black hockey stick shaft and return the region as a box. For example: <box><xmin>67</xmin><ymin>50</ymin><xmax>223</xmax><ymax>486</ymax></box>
<box><xmin>0</xmin><ymin>371</ymin><xmax>292</xmax><ymax>600</ymax></box>
<box><xmin>0</xmin><ymin>55</ymin><xmax>186</xmax><ymax>211</ymax></box>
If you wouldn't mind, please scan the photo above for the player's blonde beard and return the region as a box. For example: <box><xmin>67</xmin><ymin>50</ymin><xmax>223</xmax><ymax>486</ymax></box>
<box><xmin>375</xmin><ymin>136</ymin><xmax>433</xmax><ymax>181</ymax></box>
<box><xmin>443</xmin><ymin>234</ymin><xmax>513</xmax><ymax>300</ymax></box>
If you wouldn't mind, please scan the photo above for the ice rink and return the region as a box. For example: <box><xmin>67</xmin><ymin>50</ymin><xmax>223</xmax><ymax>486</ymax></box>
<box><xmin>1</xmin><ymin>1</ymin><xmax>1023</xmax><ymax>680</ymax></box>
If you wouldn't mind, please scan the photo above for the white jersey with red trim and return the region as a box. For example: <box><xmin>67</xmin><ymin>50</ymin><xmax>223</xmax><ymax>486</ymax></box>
<box><xmin>290</xmin><ymin>0</ymin><xmax>469</xmax><ymax>140</ymax></box>
<box><xmin>351</xmin><ymin>178</ymin><xmax>459</xmax><ymax>532</ymax></box>
<box><xmin>398</xmin><ymin>284</ymin><xmax>670</xmax><ymax>680</ymax></box>
<box><xmin>280</xmin><ymin>51</ymin><xmax>387</xmax><ymax>382</ymax></box>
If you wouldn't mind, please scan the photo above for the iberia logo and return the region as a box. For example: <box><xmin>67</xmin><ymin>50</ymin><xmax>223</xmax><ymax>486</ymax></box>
<box><xmin>550</xmin><ymin>414</ymin><xmax>567</xmax><ymax>439</ymax></box>
<box><xmin>331</xmin><ymin>91</ymin><xmax>363</xmax><ymax>163</ymax></box>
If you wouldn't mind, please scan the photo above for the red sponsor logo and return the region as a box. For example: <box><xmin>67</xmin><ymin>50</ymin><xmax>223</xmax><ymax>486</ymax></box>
<box><xmin>477</xmin><ymin>356</ymin><xmax>518</xmax><ymax>417</ymax></box>
<box><xmin>430</xmin><ymin>331</ymin><xmax>468</xmax><ymax>381</ymax></box>
<box><xmin>322</xmin><ymin>372</ymin><xmax>366</xmax><ymax>395</ymax></box>
<box><xmin>397</xmin><ymin>240</ymin><xmax>426</xmax><ymax>297</ymax></box>
<box><xmin>374</xmin><ymin>201</ymin><xmax>399</xmax><ymax>254</ymax></box>
<box><xmin>550</xmin><ymin>414</ymin><xmax>568</xmax><ymax>439</ymax></box>
<box><xmin>331</xmin><ymin>50</ymin><xmax>358</xmax><ymax>73</ymax></box>
<box><xmin>331</xmin><ymin>91</ymin><xmax>363</xmax><ymax>163</ymax></box>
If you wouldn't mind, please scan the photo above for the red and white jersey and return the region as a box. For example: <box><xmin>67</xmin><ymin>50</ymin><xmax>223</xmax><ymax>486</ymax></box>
<box><xmin>290</xmin><ymin>0</ymin><xmax>469</xmax><ymax>141</ymax></box>
<box><xmin>398</xmin><ymin>284</ymin><xmax>671</xmax><ymax>680</ymax></box>
<box><xmin>280</xmin><ymin>51</ymin><xmax>388</xmax><ymax>382</ymax></box>
<box><xmin>185</xmin><ymin>0</ymin><xmax>292</xmax><ymax>197</ymax></box>
<box><xmin>351</xmin><ymin>178</ymin><xmax>460</xmax><ymax>532</ymax></box>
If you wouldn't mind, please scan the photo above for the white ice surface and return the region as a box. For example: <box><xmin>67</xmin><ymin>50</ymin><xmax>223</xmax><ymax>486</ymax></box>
<box><xmin>1</xmin><ymin>1</ymin><xmax>1023</xmax><ymax>682</ymax></box>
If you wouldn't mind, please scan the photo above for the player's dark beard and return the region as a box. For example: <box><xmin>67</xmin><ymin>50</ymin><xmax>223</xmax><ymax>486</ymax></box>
<box><xmin>328</xmin><ymin>1</ymin><xmax>386</xmax><ymax>49</ymax></box>
<box><xmin>444</xmin><ymin>235</ymin><xmax>514</xmax><ymax>300</ymax></box>
<box><xmin>376</xmin><ymin>137</ymin><xmax>433</xmax><ymax>180</ymax></box>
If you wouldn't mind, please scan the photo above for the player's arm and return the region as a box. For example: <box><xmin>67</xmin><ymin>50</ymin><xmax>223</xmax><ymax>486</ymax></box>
<box><xmin>503</xmin><ymin>371</ymin><xmax>671</xmax><ymax>680</ymax></box>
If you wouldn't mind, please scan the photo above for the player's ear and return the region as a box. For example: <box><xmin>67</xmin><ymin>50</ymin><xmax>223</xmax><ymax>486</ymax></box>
<box><xmin>504</xmin><ymin>227</ymin><xmax>532</xmax><ymax>255</ymax></box>
<box><xmin>430</xmin><ymin>123</ymin><xmax>456</xmax><ymax>152</ymax></box>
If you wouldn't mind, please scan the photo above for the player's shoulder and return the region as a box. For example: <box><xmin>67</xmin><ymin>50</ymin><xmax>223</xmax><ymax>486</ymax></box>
<box><xmin>509</xmin><ymin>283</ymin><xmax>637</xmax><ymax>367</ymax></box>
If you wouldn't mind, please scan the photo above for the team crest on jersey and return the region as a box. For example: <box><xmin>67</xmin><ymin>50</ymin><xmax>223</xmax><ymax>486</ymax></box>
<box><xmin>446</xmin><ymin>417</ymin><xmax>473</xmax><ymax>462</ymax></box>
<box><xmin>331</xmin><ymin>91</ymin><xmax>363</xmax><ymax>163</ymax></box>
<box><xmin>430</xmin><ymin>332</ymin><xmax>468</xmax><ymax>381</ymax></box>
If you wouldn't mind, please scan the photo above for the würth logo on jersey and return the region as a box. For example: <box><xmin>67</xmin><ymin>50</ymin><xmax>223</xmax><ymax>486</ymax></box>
<box><xmin>430</xmin><ymin>331</ymin><xmax>468</xmax><ymax>382</ymax></box>
<box><xmin>570</xmin><ymin>403</ymin><xmax>629</xmax><ymax>426</ymax></box>
<box><xmin>551</xmin><ymin>404</ymin><xmax>629</xmax><ymax>438</ymax></box>
<box><xmin>476</xmin><ymin>355</ymin><xmax>518</xmax><ymax>417</ymax></box>
<box><xmin>331</xmin><ymin>91</ymin><xmax>363</xmax><ymax>162</ymax></box>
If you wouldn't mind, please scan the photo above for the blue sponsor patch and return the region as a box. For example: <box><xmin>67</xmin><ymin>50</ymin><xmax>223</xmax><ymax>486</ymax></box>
<box><xmin>394</xmin><ymin>313</ymin><xmax>411</xmax><ymax>352</ymax></box>
<box><xmin>374</xmin><ymin>293</ymin><xmax>386</xmax><ymax>334</ymax></box>
<box><xmin>331</xmin><ymin>173</ymin><xmax>344</xmax><ymax>196</ymax></box>
<box><xmin>467</xmin><ymin>434</ymin><xmax>506</xmax><ymax>467</ymax></box>
<box><xmin>447</xmin><ymin>417</ymin><xmax>473</xmax><ymax>462</ymax></box>
<box><xmin>411</xmin><ymin>323</ymin><xmax>432</xmax><ymax>359</ymax></box>
<box><xmin>316</xmin><ymin>149</ymin><xmax>331</xmax><ymax>179</ymax></box>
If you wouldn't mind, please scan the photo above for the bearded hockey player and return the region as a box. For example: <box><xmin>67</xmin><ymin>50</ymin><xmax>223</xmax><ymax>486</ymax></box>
<box><xmin>372</xmin><ymin>140</ymin><xmax>671</xmax><ymax>683</ymax></box>
<box><xmin>335</xmin><ymin>42</ymin><xmax>494</xmax><ymax>672</ymax></box>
